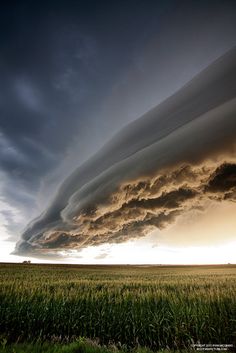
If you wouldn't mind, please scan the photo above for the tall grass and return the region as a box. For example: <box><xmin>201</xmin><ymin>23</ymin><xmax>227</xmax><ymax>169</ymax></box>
<box><xmin>0</xmin><ymin>264</ymin><xmax>236</xmax><ymax>350</ymax></box>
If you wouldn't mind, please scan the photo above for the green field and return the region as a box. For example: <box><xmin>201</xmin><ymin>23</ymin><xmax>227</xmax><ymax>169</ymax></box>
<box><xmin>0</xmin><ymin>264</ymin><xmax>236</xmax><ymax>352</ymax></box>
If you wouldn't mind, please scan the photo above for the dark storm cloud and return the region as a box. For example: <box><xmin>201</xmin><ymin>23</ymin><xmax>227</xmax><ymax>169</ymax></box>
<box><xmin>0</xmin><ymin>0</ymin><xmax>236</xmax><ymax>256</ymax></box>
<box><xmin>206</xmin><ymin>164</ymin><xmax>236</xmax><ymax>193</ymax></box>
<box><xmin>0</xmin><ymin>1</ymin><xmax>143</xmax><ymax>235</ymax></box>
<box><xmin>14</xmin><ymin>46</ymin><xmax>236</xmax><ymax>257</ymax></box>
<box><xmin>2</xmin><ymin>0</ymin><xmax>186</xmax><ymax>238</ymax></box>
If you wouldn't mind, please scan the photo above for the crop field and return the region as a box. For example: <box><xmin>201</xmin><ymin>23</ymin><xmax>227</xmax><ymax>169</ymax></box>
<box><xmin>0</xmin><ymin>264</ymin><xmax>236</xmax><ymax>352</ymax></box>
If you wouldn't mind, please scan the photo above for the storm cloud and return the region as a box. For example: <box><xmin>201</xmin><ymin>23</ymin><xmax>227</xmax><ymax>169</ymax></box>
<box><xmin>14</xmin><ymin>46</ymin><xmax>236</xmax><ymax>257</ymax></box>
<box><xmin>1</xmin><ymin>0</ymin><xmax>236</xmax><ymax>257</ymax></box>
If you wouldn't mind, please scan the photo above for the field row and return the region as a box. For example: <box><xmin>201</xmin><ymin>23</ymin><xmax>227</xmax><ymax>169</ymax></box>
<box><xmin>0</xmin><ymin>264</ymin><xmax>236</xmax><ymax>351</ymax></box>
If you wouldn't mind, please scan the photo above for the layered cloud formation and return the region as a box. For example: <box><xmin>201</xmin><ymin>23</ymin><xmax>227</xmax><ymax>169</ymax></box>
<box><xmin>15</xmin><ymin>46</ymin><xmax>236</xmax><ymax>258</ymax></box>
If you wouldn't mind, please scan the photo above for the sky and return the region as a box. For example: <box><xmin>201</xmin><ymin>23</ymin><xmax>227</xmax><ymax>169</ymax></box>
<box><xmin>0</xmin><ymin>0</ymin><xmax>236</xmax><ymax>264</ymax></box>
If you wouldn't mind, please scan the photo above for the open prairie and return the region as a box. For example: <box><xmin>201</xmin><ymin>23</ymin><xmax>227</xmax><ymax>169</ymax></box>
<box><xmin>0</xmin><ymin>263</ymin><xmax>236</xmax><ymax>352</ymax></box>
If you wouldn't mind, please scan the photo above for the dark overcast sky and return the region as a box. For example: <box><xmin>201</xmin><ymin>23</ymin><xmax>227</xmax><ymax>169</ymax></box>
<box><xmin>0</xmin><ymin>0</ymin><xmax>236</xmax><ymax>241</ymax></box>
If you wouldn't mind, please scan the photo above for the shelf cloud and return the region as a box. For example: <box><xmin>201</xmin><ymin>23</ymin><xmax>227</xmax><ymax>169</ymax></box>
<box><xmin>14</xmin><ymin>46</ymin><xmax>236</xmax><ymax>258</ymax></box>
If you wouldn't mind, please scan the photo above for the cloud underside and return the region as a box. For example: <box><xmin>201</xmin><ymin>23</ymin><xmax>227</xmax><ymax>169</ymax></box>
<box><xmin>34</xmin><ymin>157</ymin><xmax>236</xmax><ymax>249</ymax></box>
<box><xmin>15</xmin><ymin>138</ymin><xmax>236</xmax><ymax>258</ymax></box>
<box><xmin>14</xmin><ymin>47</ymin><xmax>236</xmax><ymax>258</ymax></box>
<box><xmin>16</xmin><ymin>103</ymin><xmax>236</xmax><ymax>258</ymax></box>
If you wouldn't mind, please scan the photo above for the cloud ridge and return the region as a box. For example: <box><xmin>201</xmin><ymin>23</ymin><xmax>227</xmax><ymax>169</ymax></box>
<box><xmin>15</xmin><ymin>46</ymin><xmax>236</xmax><ymax>257</ymax></box>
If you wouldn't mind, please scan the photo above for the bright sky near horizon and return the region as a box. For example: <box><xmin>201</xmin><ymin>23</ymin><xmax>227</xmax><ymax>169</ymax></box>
<box><xmin>1</xmin><ymin>202</ymin><xmax>236</xmax><ymax>264</ymax></box>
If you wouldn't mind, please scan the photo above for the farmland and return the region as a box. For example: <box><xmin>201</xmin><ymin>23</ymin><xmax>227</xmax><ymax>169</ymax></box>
<box><xmin>0</xmin><ymin>264</ymin><xmax>236</xmax><ymax>352</ymax></box>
